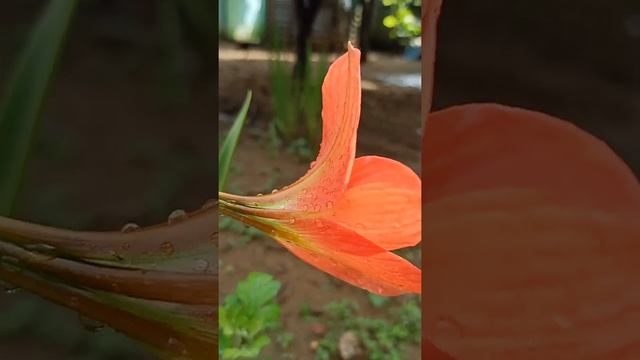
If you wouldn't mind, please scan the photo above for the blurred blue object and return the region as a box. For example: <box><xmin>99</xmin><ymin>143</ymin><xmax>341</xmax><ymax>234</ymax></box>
<box><xmin>404</xmin><ymin>44</ymin><xmax>421</xmax><ymax>61</ymax></box>
<box><xmin>222</xmin><ymin>0</ymin><xmax>266</xmax><ymax>44</ymax></box>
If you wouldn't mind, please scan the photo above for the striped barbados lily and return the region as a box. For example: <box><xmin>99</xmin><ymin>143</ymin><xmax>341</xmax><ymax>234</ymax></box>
<box><xmin>219</xmin><ymin>43</ymin><xmax>422</xmax><ymax>296</ymax></box>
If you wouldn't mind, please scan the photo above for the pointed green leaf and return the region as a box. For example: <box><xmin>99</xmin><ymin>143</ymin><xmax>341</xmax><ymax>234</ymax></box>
<box><xmin>219</xmin><ymin>91</ymin><xmax>251</xmax><ymax>191</ymax></box>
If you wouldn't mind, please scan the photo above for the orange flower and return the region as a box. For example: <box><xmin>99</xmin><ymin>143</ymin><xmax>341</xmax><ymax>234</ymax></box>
<box><xmin>219</xmin><ymin>43</ymin><xmax>421</xmax><ymax>296</ymax></box>
<box><xmin>424</xmin><ymin>104</ymin><xmax>640</xmax><ymax>359</ymax></box>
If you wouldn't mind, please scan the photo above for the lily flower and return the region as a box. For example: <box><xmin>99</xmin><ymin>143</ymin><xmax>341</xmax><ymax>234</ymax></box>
<box><xmin>219</xmin><ymin>43</ymin><xmax>422</xmax><ymax>296</ymax></box>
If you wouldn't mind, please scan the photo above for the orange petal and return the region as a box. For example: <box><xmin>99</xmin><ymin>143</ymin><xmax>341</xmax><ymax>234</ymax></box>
<box><xmin>276</xmin><ymin>217</ymin><xmax>421</xmax><ymax>296</ymax></box>
<box><xmin>227</xmin><ymin>44</ymin><xmax>362</xmax><ymax>211</ymax></box>
<box><xmin>327</xmin><ymin>156</ymin><xmax>421</xmax><ymax>250</ymax></box>
<box><xmin>423</xmin><ymin>104</ymin><xmax>640</xmax><ymax>358</ymax></box>
<box><xmin>424</xmin><ymin>104</ymin><xmax>640</xmax><ymax>214</ymax></box>
<box><xmin>220</xmin><ymin>204</ymin><xmax>421</xmax><ymax>296</ymax></box>
<box><xmin>425</xmin><ymin>189</ymin><xmax>640</xmax><ymax>359</ymax></box>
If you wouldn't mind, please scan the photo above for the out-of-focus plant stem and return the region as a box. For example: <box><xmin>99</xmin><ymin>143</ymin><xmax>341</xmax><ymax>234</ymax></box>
<box><xmin>0</xmin><ymin>205</ymin><xmax>218</xmax><ymax>359</ymax></box>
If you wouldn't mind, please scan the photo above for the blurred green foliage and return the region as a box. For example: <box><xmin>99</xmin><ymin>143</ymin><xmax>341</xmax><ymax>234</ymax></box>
<box><xmin>381</xmin><ymin>0</ymin><xmax>421</xmax><ymax>41</ymax></box>
<box><xmin>269</xmin><ymin>41</ymin><xmax>329</xmax><ymax>160</ymax></box>
<box><xmin>219</xmin><ymin>272</ymin><xmax>286</xmax><ymax>359</ymax></box>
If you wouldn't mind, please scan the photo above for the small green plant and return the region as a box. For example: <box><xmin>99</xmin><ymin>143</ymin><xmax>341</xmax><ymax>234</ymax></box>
<box><xmin>268</xmin><ymin>42</ymin><xmax>328</xmax><ymax>159</ymax></box>
<box><xmin>219</xmin><ymin>272</ymin><xmax>284</xmax><ymax>359</ymax></box>
<box><xmin>313</xmin><ymin>298</ymin><xmax>421</xmax><ymax>360</ymax></box>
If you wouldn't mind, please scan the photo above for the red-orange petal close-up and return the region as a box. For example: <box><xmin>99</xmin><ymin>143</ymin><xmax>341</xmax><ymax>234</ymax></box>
<box><xmin>423</xmin><ymin>104</ymin><xmax>640</xmax><ymax>359</ymax></box>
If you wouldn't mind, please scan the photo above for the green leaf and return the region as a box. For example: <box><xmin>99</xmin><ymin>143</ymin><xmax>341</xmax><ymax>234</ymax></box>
<box><xmin>219</xmin><ymin>91</ymin><xmax>252</xmax><ymax>191</ymax></box>
<box><xmin>0</xmin><ymin>0</ymin><xmax>77</xmax><ymax>215</ymax></box>
<box><xmin>236</xmin><ymin>272</ymin><xmax>281</xmax><ymax>308</ymax></box>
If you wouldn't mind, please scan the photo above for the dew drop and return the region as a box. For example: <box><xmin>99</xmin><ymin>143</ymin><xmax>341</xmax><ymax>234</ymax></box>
<box><xmin>271</xmin><ymin>189</ymin><xmax>279</xmax><ymax>194</ymax></box>
<box><xmin>310</xmin><ymin>161</ymin><xmax>317</xmax><ymax>169</ymax></box>
<box><xmin>168</xmin><ymin>209</ymin><xmax>187</xmax><ymax>224</ymax></box>
<box><xmin>166</xmin><ymin>337</ymin><xmax>187</xmax><ymax>355</ymax></box>
<box><xmin>201</xmin><ymin>199</ymin><xmax>216</xmax><ymax>210</ymax></box>
<box><xmin>121</xmin><ymin>223</ymin><xmax>140</xmax><ymax>233</ymax></box>
<box><xmin>160</xmin><ymin>241</ymin><xmax>175</xmax><ymax>256</ymax></box>
<box><xmin>3</xmin><ymin>286</ymin><xmax>21</xmax><ymax>295</ymax></box>
<box><xmin>109</xmin><ymin>250</ymin><xmax>124</xmax><ymax>261</ymax></box>
<box><xmin>257</xmin><ymin>193</ymin><xmax>264</xmax><ymax>197</ymax></box>
<box><xmin>194</xmin><ymin>259</ymin><xmax>210</xmax><ymax>272</ymax></box>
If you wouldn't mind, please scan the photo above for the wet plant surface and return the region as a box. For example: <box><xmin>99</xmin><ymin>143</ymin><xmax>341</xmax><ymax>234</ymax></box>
<box><xmin>0</xmin><ymin>3</ymin><xmax>215</xmax><ymax>358</ymax></box>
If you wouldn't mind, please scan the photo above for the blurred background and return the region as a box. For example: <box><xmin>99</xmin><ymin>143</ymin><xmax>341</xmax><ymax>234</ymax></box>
<box><xmin>434</xmin><ymin>0</ymin><xmax>640</xmax><ymax>175</ymax></box>
<box><xmin>218</xmin><ymin>0</ymin><xmax>422</xmax><ymax>359</ymax></box>
<box><xmin>0</xmin><ymin>0</ymin><xmax>215</xmax><ymax>359</ymax></box>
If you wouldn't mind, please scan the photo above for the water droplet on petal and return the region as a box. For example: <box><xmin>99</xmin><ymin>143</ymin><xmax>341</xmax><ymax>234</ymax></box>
<box><xmin>160</xmin><ymin>241</ymin><xmax>175</xmax><ymax>256</ymax></box>
<box><xmin>109</xmin><ymin>251</ymin><xmax>124</xmax><ymax>261</ymax></box>
<box><xmin>201</xmin><ymin>199</ymin><xmax>216</xmax><ymax>210</ymax></box>
<box><xmin>166</xmin><ymin>337</ymin><xmax>188</xmax><ymax>355</ymax></box>
<box><xmin>271</xmin><ymin>189</ymin><xmax>278</xmax><ymax>194</ymax></box>
<box><xmin>194</xmin><ymin>259</ymin><xmax>210</xmax><ymax>273</ymax></box>
<box><xmin>310</xmin><ymin>161</ymin><xmax>317</xmax><ymax>169</ymax></box>
<box><xmin>121</xmin><ymin>223</ymin><xmax>140</xmax><ymax>233</ymax></box>
<box><xmin>257</xmin><ymin>193</ymin><xmax>264</xmax><ymax>197</ymax></box>
<box><xmin>3</xmin><ymin>286</ymin><xmax>21</xmax><ymax>295</ymax></box>
<box><xmin>168</xmin><ymin>209</ymin><xmax>187</xmax><ymax>223</ymax></box>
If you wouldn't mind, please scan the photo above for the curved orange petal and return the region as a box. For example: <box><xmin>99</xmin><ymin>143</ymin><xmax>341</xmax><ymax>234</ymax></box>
<box><xmin>222</xmin><ymin>44</ymin><xmax>362</xmax><ymax>211</ymax></box>
<box><xmin>275</xmin><ymin>217</ymin><xmax>421</xmax><ymax>296</ymax></box>
<box><xmin>424</xmin><ymin>103</ymin><xmax>640</xmax><ymax>214</ymax></box>
<box><xmin>219</xmin><ymin>203</ymin><xmax>420</xmax><ymax>296</ymax></box>
<box><xmin>327</xmin><ymin>156</ymin><xmax>421</xmax><ymax>250</ymax></box>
